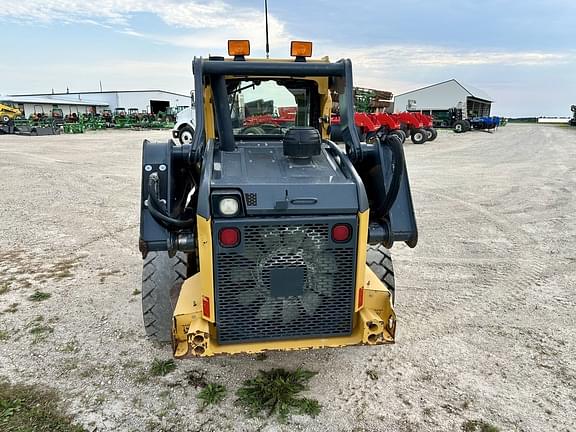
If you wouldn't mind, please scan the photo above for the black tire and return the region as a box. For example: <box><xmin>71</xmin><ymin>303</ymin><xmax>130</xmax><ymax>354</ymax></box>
<box><xmin>178</xmin><ymin>125</ymin><xmax>195</xmax><ymax>145</ymax></box>
<box><xmin>365</xmin><ymin>131</ymin><xmax>379</xmax><ymax>144</ymax></box>
<box><xmin>391</xmin><ymin>129</ymin><xmax>406</xmax><ymax>143</ymax></box>
<box><xmin>367</xmin><ymin>245</ymin><xmax>395</xmax><ymax>304</ymax></box>
<box><xmin>464</xmin><ymin>120</ymin><xmax>471</xmax><ymax>131</ymax></box>
<box><xmin>453</xmin><ymin>120</ymin><xmax>467</xmax><ymax>133</ymax></box>
<box><xmin>411</xmin><ymin>128</ymin><xmax>427</xmax><ymax>144</ymax></box>
<box><xmin>2</xmin><ymin>115</ymin><xmax>9</xmax><ymax>123</ymax></box>
<box><xmin>425</xmin><ymin>127</ymin><xmax>438</xmax><ymax>141</ymax></box>
<box><xmin>142</xmin><ymin>251</ymin><xmax>188</xmax><ymax>342</ymax></box>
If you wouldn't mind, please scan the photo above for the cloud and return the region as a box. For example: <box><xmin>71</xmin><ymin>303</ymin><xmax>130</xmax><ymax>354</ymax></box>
<box><xmin>0</xmin><ymin>0</ymin><xmax>290</xmax><ymax>51</ymax></box>
<box><xmin>329</xmin><ymin>44</ymin><xmax>573</xmax><ymax>69</ymax></box>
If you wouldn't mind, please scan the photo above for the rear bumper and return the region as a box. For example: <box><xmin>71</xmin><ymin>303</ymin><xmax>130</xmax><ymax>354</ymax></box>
<box><xmin>172</xmin><ymin>265</ymin><xmax>396</xmax><ymax>357</ymax></box>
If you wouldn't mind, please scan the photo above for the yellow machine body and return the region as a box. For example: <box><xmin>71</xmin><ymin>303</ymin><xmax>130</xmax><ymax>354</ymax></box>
<box><xmin>172</xmin><ymin>212</ymin><xmax>396</xmax><ymax>358</ymax></box>
<box><xmin>158</xmin><ymin>54</ymin><xmax>399</xmax><ymax>357</ymax></box>
<box><xmin>0</xmin><ymin>103</ymin><xmax>22</xmax><ymax>121</ymax></box>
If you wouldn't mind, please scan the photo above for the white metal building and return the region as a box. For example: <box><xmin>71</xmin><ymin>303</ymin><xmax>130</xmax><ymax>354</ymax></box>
<box><xmin>0</xmin><ymin>95</ymin><xmax>108</xmax><ymax>118</ymax></box>
<box><xmin>2</xmin><ymin>90</ymin><xmax>192</xmax><ymax>117</ymax></box>
<box><xmin>393</xmin><ymin>79</ymin><xmax>493</xmax><ymax>119</ymax></box>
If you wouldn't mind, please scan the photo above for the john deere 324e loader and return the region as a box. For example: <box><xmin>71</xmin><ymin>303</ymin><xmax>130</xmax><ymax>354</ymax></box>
<box><xmin>138</xmin><ymin>40</ymin><xmax>418</xmax><ymax>357</ymax></box>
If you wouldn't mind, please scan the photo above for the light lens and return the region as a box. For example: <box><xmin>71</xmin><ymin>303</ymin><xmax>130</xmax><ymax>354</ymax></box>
<box><xmin>332</xmin><ymin>224</ymin><xmax>352</xmax><ymax>242</ymax></box>
<box><xmin>290</xmin><ymin>41</ymin><xmax>313</xmax><ymax>57</ymax></box>
<box><xmin>219</xmin><ymin>227</ymin><xmax>240</xmax><ymax>247</ymax></box>
<box><xmin>228</xmin><ymin>40</ymin><xmax>250</xmax><ymax>56</ymax></box>
<box><xmin>202</xmin><ymin>295</ymin><xmax>211</xmax><ymax>318</ymax></box>
<box><xmin>219</xmin><ymin>197</ymin><xmax>239</xmax><ymax>216</ymax></box>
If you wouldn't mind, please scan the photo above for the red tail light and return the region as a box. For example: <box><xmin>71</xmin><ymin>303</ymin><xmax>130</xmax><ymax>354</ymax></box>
<box><xmin>202</xmin><ymin>295</ymin><xmax>211</xmax><ymax>318</ymax></box>
<box><xmin>219</xmin><ymin>227</ymin><xmax>240</xmax><ymax>247</ymax></box>
<box><xmin>358</xmin><ymin>286</ymin><xmax>364</xmax><ymax>308</ymax></box>
<box><xmin>332</xmin><ymin>224</ymin><xmax>352</xmax><ymax>242</ymax></box>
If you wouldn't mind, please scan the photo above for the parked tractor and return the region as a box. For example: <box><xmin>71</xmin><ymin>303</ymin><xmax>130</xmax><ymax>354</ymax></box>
<box><xmin>409</xmin><ymin>113</ymin><xmax>437</xmax><ymax>141</ymax></box>
<box><xmin>432</xmin><ymin>107</ymin><xmax>500</xmax><ymax>133</ymax></box>
<box><xmin>0</xmin><ymin>103</ymin><xmax>23</xmax><ymax>124</ymax></box>
<box><xmin>138</xmin><ymin>40</ymin><xmax>418</xmax><ymax>357</ymax></box>
<box><xmin>390</xmin><ymin>112</ymin><xmax>430</xmax><ymax>144</ymax></box>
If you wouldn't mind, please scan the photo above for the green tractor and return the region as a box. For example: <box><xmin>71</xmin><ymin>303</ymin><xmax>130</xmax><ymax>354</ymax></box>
<box><xmin>113</xmin><ymin>107</ymin><xmax>128</xmax><ymax>128</ymax></box>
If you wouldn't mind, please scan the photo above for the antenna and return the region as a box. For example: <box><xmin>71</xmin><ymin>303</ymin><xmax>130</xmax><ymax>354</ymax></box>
<box><xmin>264</xmin><ymin>0</ymin><xmax>270</xmax><ymax>59</ymax></box>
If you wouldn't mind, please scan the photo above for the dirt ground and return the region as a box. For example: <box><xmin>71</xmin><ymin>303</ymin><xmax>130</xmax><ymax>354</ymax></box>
<box><xmin>1</xmin><ymin>124</ymin><xmax>575</xmax><ymax>432</ymax></box>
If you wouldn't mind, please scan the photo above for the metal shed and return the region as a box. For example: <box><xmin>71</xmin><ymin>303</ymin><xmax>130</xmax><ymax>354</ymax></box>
<box><xmin>393</xmin><ymin>79</ymin><xmax>493</xmax><ymax>120</ymax></box>
<box><xmin>4</xmin><ymin>90</ymin><xmax>192</xmax><ymax>117</ymax></box>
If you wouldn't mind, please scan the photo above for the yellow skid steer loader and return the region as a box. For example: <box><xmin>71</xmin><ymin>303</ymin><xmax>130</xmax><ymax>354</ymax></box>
<box><xmin>139</xmin><ymin>40</ymin><xmax>418</xmax><ymax>357</ymax></box>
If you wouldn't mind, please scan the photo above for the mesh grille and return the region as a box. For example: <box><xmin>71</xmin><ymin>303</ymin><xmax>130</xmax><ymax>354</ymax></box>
<box><xmin>214</xmin><ymin>221</ymin><xmax>356</xmax><ymax>344</ymax></box>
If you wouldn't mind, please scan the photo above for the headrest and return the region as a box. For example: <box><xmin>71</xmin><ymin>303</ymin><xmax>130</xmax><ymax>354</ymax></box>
<box><xmin>283</xmin><ymin>127</ymin><xmax>321</xmax><ymax>158</ymax></box>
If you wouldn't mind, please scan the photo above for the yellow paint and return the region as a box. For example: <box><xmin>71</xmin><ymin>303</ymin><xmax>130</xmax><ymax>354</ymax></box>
<box><xmin>203</xmin><ymin>86</ymin><xmax>216</xmax><ymax>140</ymax></box>
<box><xmin>354</xmin><ymin>210</ymin><xmax>369</xmax><ymax>312</ymax></box>
<box><xmin>172</xmin><ymin>273</ymin><xmax>202</xmax><ymax>357</ymax></box>
<box><xmin>0</xmin><ymin>103</ymin><xmax>22</xmax><ymax>121</ymax></box>
<box><xmin>172</xmin><ymin>260</ymin><xmax>396</xmax><ymax>358</ymax></box>
<box><xmin>197</xmin><ymin>215</ymin><xmax>215</xmax><ymax>322</ymax></box>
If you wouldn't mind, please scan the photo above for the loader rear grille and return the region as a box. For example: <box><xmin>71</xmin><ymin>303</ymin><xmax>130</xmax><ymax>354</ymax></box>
<box><xmin>213</xmin><ymin>217</ymin><xmax>357</xmax><ymax>344</ymax></box>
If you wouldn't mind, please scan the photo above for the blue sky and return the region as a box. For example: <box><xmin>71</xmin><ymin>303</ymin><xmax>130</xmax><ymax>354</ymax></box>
<box><xmin>2</xmin><ymin>0</ymin><xmax>575</xmax><ymax>116</ymax></box>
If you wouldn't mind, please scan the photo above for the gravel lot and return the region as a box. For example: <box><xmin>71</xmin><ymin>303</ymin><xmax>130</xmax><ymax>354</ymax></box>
<box><xmin>1</xmin><ymin>124</ymin><xmax>575</xmax><ymax>432</ymax></box>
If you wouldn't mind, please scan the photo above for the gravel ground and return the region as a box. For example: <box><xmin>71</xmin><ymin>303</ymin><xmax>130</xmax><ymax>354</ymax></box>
<box><xmin>0</xmin><ymin>124</ymin><xmax>575</xmax><ymax>432</ymax></box>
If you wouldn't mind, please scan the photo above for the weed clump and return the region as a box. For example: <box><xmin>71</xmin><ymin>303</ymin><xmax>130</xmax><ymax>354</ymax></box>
<box><xmin>462</xmin><ymin>419</ymin><xmax>500</xmax><ymax>432</ymax></box>
<box><xmin>197</xmin><ymin>383</ymin><xmax>226</xmax><ymax>410</ymax></box>
<box><xmin>0</xmin><ymin>282</ymin><xmax>10</xmax><ymax>295</ymax></box>
<box><xmin>28</xmin><ymin>291</ymin><xmax>51</xmax><ymax>302</ymax></box>
<box><xmin>236</xmin><ymin>368</ymin><xmax>320</xmax><ymax>421</ymax></box>
<box><xmin>150</xmin><ymin>359</ymin><xmax>176</xmax><ymax>377</ymax></box>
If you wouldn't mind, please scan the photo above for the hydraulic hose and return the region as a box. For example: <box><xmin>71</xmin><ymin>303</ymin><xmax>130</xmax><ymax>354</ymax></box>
<box><xmin>147</xmin><ymin>173</ymin><xmax>196</xmax><ymax>229</ymax></box>
<box><xmin>375</xmin><ymin>132</ymin><xmax>404</xmax><ymax>217</ymax></box>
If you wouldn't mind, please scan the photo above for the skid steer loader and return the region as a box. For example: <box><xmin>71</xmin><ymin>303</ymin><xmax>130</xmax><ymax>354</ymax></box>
<box><xmin>139</xmin><ymin>40</ymin><xmax>418</xmax><ymax>357</ymax></box>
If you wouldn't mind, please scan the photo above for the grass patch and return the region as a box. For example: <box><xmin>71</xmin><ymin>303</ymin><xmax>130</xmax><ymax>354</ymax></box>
<box><xmin>0</xmin><ymin>379</ymin><xmax>85</xmax><ymax>431</ymax></box>
<box><xmin>4</xmin><ymin>303</ymin><xmax>18</xmax><ymax>313</ymax></box>
<box><xmin>0</xmin><ymin>282</ymin><xmax>10</xmax><ymax>295</ymax></box>
<box><xmin>28</xmin><ymin>290</ymin><xmax>51</xmax><ymax>302</ymax></box>
<box><xmin>29</xmin><ymin>320</ymin><xmax>54</xmax><ymax>343</ymax></box>
<box><xmin>197</xmin><ymin>383</ymin><xmax>226</xmax><ymax>410</ymax></box>
<box><xmin>0</xmin><ymin>330</ymin><xmax>9</xmax><ymax>341</ymax></box>
<box><xmin>51</xmin><ymin>259</ymin><xmax>78</xmax><ymax>279</ymax></box>
<box><xmin>150</xmin><ymin>359</ymin><xmax>176</xmax><ymax>377</ymax></box>
<box><xmin>98</xmin><ymin>269</ymin><xmax>121</xmax><ymax>283</ymax></box>
<box><xmin>60</xmin><ymin>338</ymin><xmax>80</xmax><ymax>353</ymax></box>
<box><xmin>236</xmin><ymin>368</ymin><xmax>320</xmax><ymax>421</ymax></box>
<box><xmin>462</xmin><ymin>420</ymin><xmax>500</xmax><ymax>432</ymax></box>
<box><xmin>29</xmin><ymin>324</ymin><xmax>53</xmax><ymax>335</ymax></box>
<box><xmin>132</xmin><ymin>288</ymin><xmax>141</xmax><ymax>295</ymax></box>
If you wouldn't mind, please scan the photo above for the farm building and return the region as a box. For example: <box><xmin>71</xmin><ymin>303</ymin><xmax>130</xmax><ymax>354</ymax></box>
<box><xmin>1</xmin><ymin>90</ymin><xmax>192</xmax><ymax>118</ymax></box>
<box><xmin>393</xmin><ymin>79</ymin><xmax>493</xmax><ymax>120</ymax></box>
